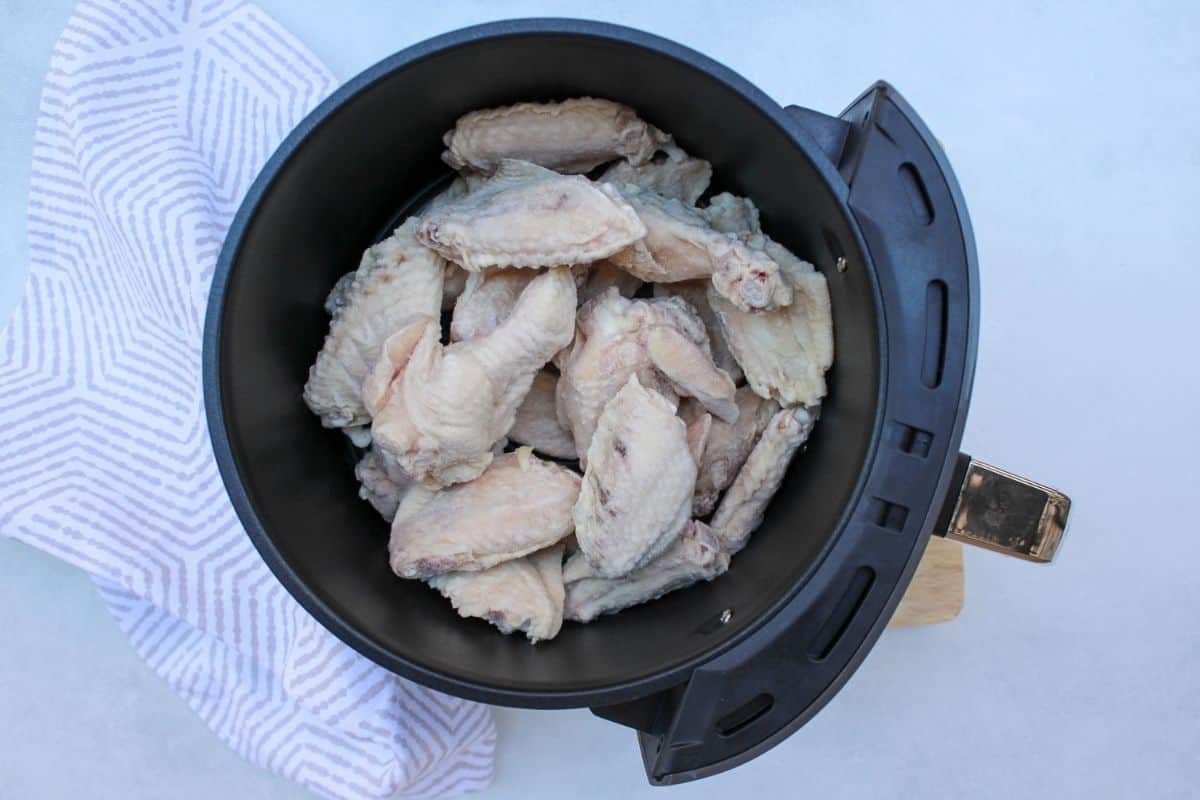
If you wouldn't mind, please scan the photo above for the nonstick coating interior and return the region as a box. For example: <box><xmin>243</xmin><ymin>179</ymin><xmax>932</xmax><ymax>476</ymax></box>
<box><xmin>214</xmin><ymin>29</ymin><xmax>882</xmax><ymax>703</ymax></box>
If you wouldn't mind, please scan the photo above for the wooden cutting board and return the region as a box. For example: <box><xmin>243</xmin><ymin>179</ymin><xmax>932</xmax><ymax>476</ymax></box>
<box><xmin>888</xmin><ymin>537</ymin><xmax>964</xmax><ymax>627</ymax></box>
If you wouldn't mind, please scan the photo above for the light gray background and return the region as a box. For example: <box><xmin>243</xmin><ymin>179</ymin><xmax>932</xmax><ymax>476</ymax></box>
<box><xmin>2</xmin><ymin>1</ymin><xmax>1198</xmax><ymax>798</ymax></box>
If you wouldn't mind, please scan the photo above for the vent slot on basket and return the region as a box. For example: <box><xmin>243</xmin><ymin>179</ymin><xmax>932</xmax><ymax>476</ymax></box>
<box><xmin>808</xmin><ymin>566</ymin><xmax>876</xmax><ymax>661</ymax></box>
<box><xmin>921</xmin><ymin>280</ymin><xmax>948</xmax><ymax>388</ymax></box>
<box><xmin>716</xmin><ymin>693</ymin><xmax>775</xmax><ymax>738</ymax></box>
<box><xmin>899</xmin><ymin>423</ymin><xmax>934</xmax><ymax>458</ymax></box>
<box><xmin>898</xmin><ymin>162</ymin><xmax>934</xmax><ymax>225</ymax></box>
<box><xmin>868</xmin><ymin>498</ymin><xmax>910</xmax><ymax>532</ymax></box>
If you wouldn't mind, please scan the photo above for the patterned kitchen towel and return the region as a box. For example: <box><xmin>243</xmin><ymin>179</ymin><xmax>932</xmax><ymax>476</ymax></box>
<box><xmin>0</xmin><ymin>1</ymin><xmax>496</xmax><ymax>797</ymax></box>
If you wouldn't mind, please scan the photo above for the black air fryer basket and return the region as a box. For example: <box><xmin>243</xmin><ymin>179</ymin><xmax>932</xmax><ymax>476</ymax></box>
<box><xmin>204</xmin><ymin>19</ymin><xmax>1072</xmax><ymax>785</ymax></box>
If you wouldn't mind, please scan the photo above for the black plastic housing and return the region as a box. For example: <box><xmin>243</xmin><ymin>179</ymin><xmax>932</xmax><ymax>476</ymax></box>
<box><xmin>203</xmin><ymin>19</ymin><xmax>978</xmax><ymax>785</ymax></box>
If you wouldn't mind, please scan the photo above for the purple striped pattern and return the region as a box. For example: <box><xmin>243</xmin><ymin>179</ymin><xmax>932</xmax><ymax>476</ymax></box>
<box><xmin>0</xmin><ymin>2</ymin><xmax>496</xmax><ymax>797</ymax></box>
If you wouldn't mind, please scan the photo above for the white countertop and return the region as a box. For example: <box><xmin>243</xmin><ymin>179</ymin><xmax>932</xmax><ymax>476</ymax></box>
<box><xmin>3</xmin><ymin>1</ymin><xmax>1199</xmax><ymax>798</ymax></box>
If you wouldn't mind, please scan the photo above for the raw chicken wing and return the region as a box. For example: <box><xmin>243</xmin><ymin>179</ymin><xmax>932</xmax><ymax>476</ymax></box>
<box><xmin>450</xmin><ymin>268</ymin><xmax>537</xmax><ymax>341</ymax></box>
<box><xmin>703</xmin><ymin>192</ymin><xmax>761</xmax><ymax>234</ymax></box>
<box><xmin>507</xmin><ymin>369</ymin><xmax>577</xmax><ymax>459</ymax></box>
<box><xmin>556</xmin><ymin>289</ymin><xmax>738</xmax><ymax>462</ymax></box>
<box><xmin>600</xmin><ymin>148</ymin><xmax>712</xmax><ymax>205</ymax></box>
<box><xmin>354</xmin><ymin>448</ymin><xmax>413</xmax><ymax>521</ymax></box>
<box><xmin>442</xmin><ymin>97</ymin><xmax>670</xmax><ymax>174</ymax></box>
<box><xmin>303</xmin><ymin>218</ymin><xmax>444</xmax><ymax>428</ymax></box>
<box><xmin>608</xmin><ymin>186</ymin><xmax>792</xmax><ymax>312</ymax></box>
<box><xmin>711</xmin><ymin>405</ymin><xmax>817</xmax><ymax>554</ymax></box>
<box><xmin>428</xmin><ymin>544</ymin><xmax>566</xmax><ymax>642</ymax></box>
<box><xmin>575</xmin><ymin>260</ymin><xmax>644</xmax><ymax>306</ymax></box>
<box><xmin>688</xmin><ymin>387</ymin><xmax>779</xmax><ymax>516</ymax></box>
<box><xmin>653</xmin><ymin>279</ymin><xmax>743</xmax><ymax>384</ymax></box>
<box><xmin>418</xmin><ymin>160</ymin><xmax>645</xmax><ymax>271</ymax></box>
<box><xmin>367</xmin><ymin>268</ymin><xmax>576</xmax><ymax>488</ymax></box>
<box><xmin>389</xmin><ymin>450</ymin><xmax>580</xmax><ymax>578</ymax></box>
<box><xmin>423</xmin><ymin>178</ymin><xmax>476</xmax><ymax>310</ymax></box>
<box><xmin>708</xmin><ymin>238</ymin><xmax>833</xmax><ymax>406</ymax></box>
<box><xmin>573</xmin><ymin>376</ymin><xmax>697</xmax><ymax>577</ymax></box>
<box><xmin>564</xmin><ymin>521</ymin><xmax>728</xmax><ymax>622</ymax></box>
<box><xmin>682</xmin><ymin>403</ymin><xmax>712</xmax><ymax>468</ymax></box>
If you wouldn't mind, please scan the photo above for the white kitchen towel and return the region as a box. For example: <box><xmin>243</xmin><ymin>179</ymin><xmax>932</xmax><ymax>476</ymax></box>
<box><xmin>0</xmin><ymin>1</ymin><xmax>496</xmax><ymax>797</ymax></box>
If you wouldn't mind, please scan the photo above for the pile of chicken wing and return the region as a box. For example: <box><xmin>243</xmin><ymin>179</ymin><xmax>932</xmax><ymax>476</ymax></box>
<box><xmin>303</xmin><ymin>97</ymin><xmax>834</xmax><ymax>642</ymax></box>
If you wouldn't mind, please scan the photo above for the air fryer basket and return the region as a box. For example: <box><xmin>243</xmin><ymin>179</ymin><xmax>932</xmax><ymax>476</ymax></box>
<box><xmin>204</xmin><ymin>19</ymin><xmax>1071</xmax><ymax>786</ymax></box>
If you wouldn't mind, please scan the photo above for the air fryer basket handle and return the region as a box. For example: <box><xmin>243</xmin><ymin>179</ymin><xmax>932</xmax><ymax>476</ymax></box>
<box><xmin>935</xmin><ymin>453</ymin><xmax>1071</xmax><ymax>562</ymax></box>
<box><xmin>594</xmin><ymin>81</ymin><xmax>994</xmax><ymax>785</ymax></box>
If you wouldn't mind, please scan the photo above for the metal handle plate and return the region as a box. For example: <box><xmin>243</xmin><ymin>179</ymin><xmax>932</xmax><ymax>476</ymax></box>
<box><xmin>940</xmin><ymin>457</ymin><xmax>1071</xmax><ymax>563</ymax></box>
